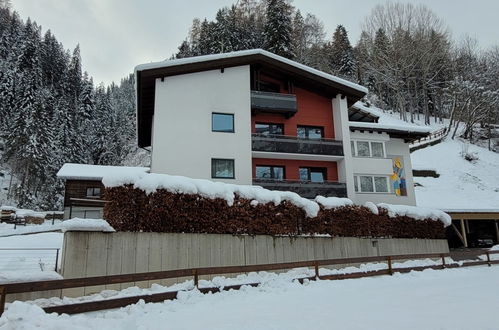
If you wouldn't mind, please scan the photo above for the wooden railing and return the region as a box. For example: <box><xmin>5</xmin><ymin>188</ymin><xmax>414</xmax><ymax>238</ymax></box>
<box><xmin>410</xmin><ymin>127</ymin><xmax>447</xmax><ymax>151</ymax></box>
<box><xmin>0</xmin><ymin>250</ymin><xmax>497</xmax><ymax>316</ymax></box>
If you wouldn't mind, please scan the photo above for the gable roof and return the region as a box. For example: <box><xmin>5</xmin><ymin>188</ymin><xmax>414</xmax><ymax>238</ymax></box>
<box><xmin>135</xmin><ymin>49</ymin><xmax>368</xmax><ymax>148</ymax></box>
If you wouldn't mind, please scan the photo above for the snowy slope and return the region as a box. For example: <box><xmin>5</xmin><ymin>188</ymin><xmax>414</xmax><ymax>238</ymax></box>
<box><xmin>412</xmin><ymin>138</ymin><xmax>499</xmax><ymax>210</ymax></box>
<box><xmin>2</xmin><ymin>266</ymin><xmax>498</xmax><ymax>330</ymax></box>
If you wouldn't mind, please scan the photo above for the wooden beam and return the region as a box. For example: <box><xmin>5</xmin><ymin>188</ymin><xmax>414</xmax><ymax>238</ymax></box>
<box><xmin>451</xmin><ymin>223</ymin><xmax>465</xmax><ymax>246</ymax></box>
<box><xmin>460</xmin><ymin>219</ymin><xmax>468</xmax><ymax>248</ymax></box>
<box><xmin>447</xmin><ymin>212</ymin><xmax>499</xmax><ymax>220</ymax></box>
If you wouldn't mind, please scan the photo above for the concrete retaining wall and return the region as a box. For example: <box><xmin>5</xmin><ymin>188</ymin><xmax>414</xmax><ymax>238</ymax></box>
<box><xmin>7</xmin><ymin>232</ymin><xmax>449</xmax><ymax>302</ymax></box>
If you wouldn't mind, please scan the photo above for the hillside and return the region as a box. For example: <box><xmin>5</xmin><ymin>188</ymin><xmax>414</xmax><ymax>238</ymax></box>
<box><xmin>412</xmin><ymin>138</ymin><xmax>499</xmax><ymax>210</ymax></box>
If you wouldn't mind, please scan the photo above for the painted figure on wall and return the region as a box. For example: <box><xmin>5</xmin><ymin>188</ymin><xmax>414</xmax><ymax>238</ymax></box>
<box><xmin>391</xmin><ymin>157</ymin><xmax>407</xmax><ymax>196</ymax></box>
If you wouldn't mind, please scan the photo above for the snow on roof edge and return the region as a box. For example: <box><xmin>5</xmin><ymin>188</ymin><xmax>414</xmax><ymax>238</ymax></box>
<box><xmin>349</xmin><ymin>121</ymin><xmax>433</xmax><ymax>134</ymax></box>
<box><xmin>135</xmin><ymin>49</ymin><xmax>368</xmax><ymax>94</ymax></box>
<box><xmin>57</xmin><ymin>163</ymin><xmax>150</xmax><ymax>181</ymax></box>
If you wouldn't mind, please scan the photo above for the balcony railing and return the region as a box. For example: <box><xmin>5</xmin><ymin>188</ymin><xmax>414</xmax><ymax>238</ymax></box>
<box><xmin>251</xmin><ymin>91</ymin><xmax>297</xmax><ymax>116</ymax></box>
<box><xmin>252</xmin><ymin>134</ymin><xmax>344</xmax><ymax>156</ymax></box>
<box><xmin>253</xmin><ymin>178</ymin><xmax>347</xmax><ymax>199</ymax></box>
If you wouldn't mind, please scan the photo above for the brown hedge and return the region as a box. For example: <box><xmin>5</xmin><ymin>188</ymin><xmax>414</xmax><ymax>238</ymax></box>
<box><xmin>103</xmin><ymin>186</ymin><xmax>446</xmax><ymax>239</ymax></box>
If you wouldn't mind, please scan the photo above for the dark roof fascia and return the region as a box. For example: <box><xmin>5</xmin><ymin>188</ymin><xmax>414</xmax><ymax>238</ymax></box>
<box><xmin>349</xmin><ymin>125</ymin><xmax>430</xmax><ymax>142</ymax></box>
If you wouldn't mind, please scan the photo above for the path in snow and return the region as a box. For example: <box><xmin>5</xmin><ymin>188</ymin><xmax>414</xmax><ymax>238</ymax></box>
<box><xmin>1</xmin><ymin>266</ymin><xmax>498</xmax><ymax>330</ymax></box>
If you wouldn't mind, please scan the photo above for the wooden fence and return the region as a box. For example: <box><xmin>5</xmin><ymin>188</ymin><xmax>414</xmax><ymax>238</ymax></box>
<box><xmin>410</xmin><ymin>127</ymin><xmax>447</xmax><ymax>152</ymax></box>
<box><xmin>0</xmin><ymin>250</ymin><xmax>497</xmax><ymax>316</ymax></box>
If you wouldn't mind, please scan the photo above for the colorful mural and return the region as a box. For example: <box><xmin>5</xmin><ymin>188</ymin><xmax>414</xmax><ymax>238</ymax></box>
<box><xmin>390</xmin><ymin>157</ymin><xmax>407</xmax><ymax>196</ymax></box>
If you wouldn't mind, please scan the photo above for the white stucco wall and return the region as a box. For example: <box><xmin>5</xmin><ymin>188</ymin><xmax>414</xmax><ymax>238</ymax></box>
<box><xmin>332</xmin><ymin>95</ymin><xmax>354</xmax><ymax>199</ymax></box>
<box><xmin>151</xmin><ymin>66</ymin><xmax>252</xmax><ymax>184</ymax></box>
<box><xmin>350</xmin><ymin>131</ymin><xmax>416</xmax><ymax>206</ymax></box>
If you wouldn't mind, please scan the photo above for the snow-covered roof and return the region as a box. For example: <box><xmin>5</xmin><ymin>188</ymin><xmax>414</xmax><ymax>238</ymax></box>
<box><xmin>349</xmin><ymin>121</ymin><xmax>433</xmax><ymax>134</ymax></box>
<box><xmin>135</xmin><ymin>49</ymin><xmax>368</xmax><ymax>94</ymax></box>
<box><xmin>350</xmin><ymin>102</ymin><xmax>432</xmax><ymax>138</ymax></box>
<box><xmin>57</xmin><ymin>164</ymin><xmax>150</xmax><ymax>181</ymax></box>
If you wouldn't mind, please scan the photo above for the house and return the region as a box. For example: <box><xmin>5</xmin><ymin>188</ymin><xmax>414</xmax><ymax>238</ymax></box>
<box><xmin>135</xmin><ymin>49</ymin><xmax>429</xmax><ymax>205</ymax></box>
<box><xmin>57</xmin><ymin>164</ymin><xmax>149</xmax><ymax>219</ymax></box>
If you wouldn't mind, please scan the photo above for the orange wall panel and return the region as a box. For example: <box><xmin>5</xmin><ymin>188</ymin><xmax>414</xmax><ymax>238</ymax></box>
<box><xmin>251</xmin><ymin>86</ymin><xmax>335</xmax><ymax>138</ymax></box>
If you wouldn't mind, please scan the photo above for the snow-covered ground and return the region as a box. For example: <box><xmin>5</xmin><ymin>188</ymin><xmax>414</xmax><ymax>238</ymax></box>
<box><xmin>1</xmin><ymin>265</ymin><xmax>498</xmax><ymax>330</ymax></box>
<box><xmin>0</xmin><ymin>231</ymin><xmax>64</xmax><ymax>283</ymax></box>
<box><xmin>412</xmin><ymin>138</ymin><xmax>499</xmax><ymax>210</ymax></box>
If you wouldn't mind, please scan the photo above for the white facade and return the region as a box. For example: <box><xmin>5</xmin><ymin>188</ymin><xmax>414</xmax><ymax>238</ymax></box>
<box><xmin>151</xmin><ymin>66</ymin><xmax>253</xmax><ymax>184</ymax></box>
<box><xmin>349</xmin><ymin>130</ymin><xmax>417</xmax><ymax>205</ymax></box>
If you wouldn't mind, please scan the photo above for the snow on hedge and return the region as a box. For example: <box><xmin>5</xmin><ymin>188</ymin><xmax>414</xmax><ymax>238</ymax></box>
<box><xmin>377</xmin><ymin>203</ymin><xmax>451</xmax><ymax>226</ymax></box>
<box><xmin>104</xmin><ymin>172</ymin><xmax>320</xmax><ymax>217</ymax></box>
<box><xmin>59</xmin><ymin>218</ymin><xmax>115</xmax><ymax>233</ymax></box>
<box><xmin>364</xmin><ymin>202</ymin><xmax>379</xmax><ymax>215</ymax></box>
<box><xmin>315</xmin><ymin>196</ymin><xmax>353</xmax><ymax>209</ymax></box>
<box><xmin>103</xmin><ymin>171</ymin><xmax>451</xmax><ymax>225</ymax></box>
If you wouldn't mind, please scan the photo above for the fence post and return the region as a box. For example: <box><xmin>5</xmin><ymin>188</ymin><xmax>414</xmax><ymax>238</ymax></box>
<box><xmin>0</xmin><ymin>286</ymin><xmax>5</xmax><ymax>316</ymax></box>
<box><xmin>193</xmin><ymin>269</ymin><xmax>199</xmax><ymax>288</ymax></box>
<box><xmin>314</xmin><ymin>262</ymin><xmax>319</xmax><ymax>280</ymax></box>
<box><xmin>486</xmin><ymin>252</ymin><xmax>491</xmax><ymax>267</ymax></box>
<box><xmin>55</xmin><ymin>249</ymin><xmax>60</xmax><ymax>272</ymax></box>
<box><xmin>441</xmin><ymin>254</ymin><xmax>446</xmax><ymax>269</ymax></box>
<box><xmin>387</xmin><ymin>256</ymin><xmax>393</xmax><ymax>275</ymax></box>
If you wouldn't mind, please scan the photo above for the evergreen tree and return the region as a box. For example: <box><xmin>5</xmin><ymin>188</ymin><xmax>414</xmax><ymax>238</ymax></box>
<box><xmin>263</xmin><ymin>0</ymin><xmax>294</xmax><ymax>58</ymax></box>
<box><xmin>329</xmin><ymin>25</ymin><xmax>356</xmax><ymax>79</ymax></box>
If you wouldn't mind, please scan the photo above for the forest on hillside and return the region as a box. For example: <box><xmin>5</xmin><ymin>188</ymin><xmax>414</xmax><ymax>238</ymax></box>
<box><xmin>0</xmin><ymin>0</ymin><xmax>498</xmax><ymax>209</ymax></box>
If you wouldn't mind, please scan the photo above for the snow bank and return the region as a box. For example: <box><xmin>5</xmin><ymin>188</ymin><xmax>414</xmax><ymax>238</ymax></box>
<box><xmin>59</xmin><ymin>218</ymin><xmax>115</xmax><ymax>233</ymax></box>
<box><xmin>490</xmin><ymin>245</ymin><xmax>499</xmax><ymax>251</ymax></box>
<box><xmin>104</xmin><ymin>172</ymin><xmax>320</xmax><ymax>217</ymax></box>
<box><xmin>0</xmin><ymin>271</ymin><xmax>62</xmax><ymax>284</ymax></box>
<box><xmin>315</xmin><ymin>196</ymin><xmax>353</xmax><ymax>209</ymax></box>
<box><xmin>378</xmin><ymin>203</ymin><xmax>451</xmax><ymax>226</ymax></box>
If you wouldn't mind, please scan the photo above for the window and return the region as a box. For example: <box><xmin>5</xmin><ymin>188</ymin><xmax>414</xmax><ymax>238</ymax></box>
<box><xmin>212</xmin><ymin>113</ymin><xmax>234</xmax><ymax>132</ymax></box>
<box><xmin>371</xmin><ymin>142</ymin><xmax>384</xmax><ymax>158</ymax></box>
<box><xmin>297</xmin><ymin>126</ymin><xmax>324</xmax><ymax>139</ymax></box>
<box><xmin>255</xmin><ymin>166</ymin><xmax>285</xmax><ymax>180</ymax></box>
<box><xmin>351</xmin><ymin>140</ymin><xmax>386</xmax><ymax>158</ymax></box>
<box><xmin>86</xmin><ymin>187</ymin><xmax>101</xmax><ymax>198</ymax></box>
<box><xmin>356</xmin><ymin>141</ymin><xmax>370</xmax><ymax>157</ymax></box>
<box><xmin>354</xmin><ymin>176</ymin><xmax>390</xmax><ymax>193</ymax></box>
<box><xmin>255</xmin><ymin>123</ymin><xmax>284</xmax><ymax>136</ymax></box>
<box><xmin>211</xmin><ymin>159</ymin><xmax>235</xmax><ymax>179</ymax></box>
<box><xmin>299</xmin><ymin>167</ymin><xmax>326</xmax><ymax>183</ymax></box>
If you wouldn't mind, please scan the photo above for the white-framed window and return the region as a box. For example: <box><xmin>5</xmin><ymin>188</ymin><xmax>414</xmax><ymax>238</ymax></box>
<box><xmin>351</xmin><ymin>140</ymin><xmax>386</xmax><ymax>158</ymax></box>
<box><xmin>354</xmin><ymin>175</ymin><xmax>390</xmax><ymax>193</ymax></box>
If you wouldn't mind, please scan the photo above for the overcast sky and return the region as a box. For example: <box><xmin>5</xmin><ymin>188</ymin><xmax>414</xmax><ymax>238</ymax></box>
<box><xmin>12</xmin><ymin>0</ymin><xmax>499</xmax><ymax>85</ymax></box>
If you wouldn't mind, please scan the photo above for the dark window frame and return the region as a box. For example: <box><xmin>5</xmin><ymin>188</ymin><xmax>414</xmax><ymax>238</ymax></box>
<box><xmin>299</xmin><ymin>167</ymin><xmax>327</xmax><ymax>182</ymax></box>
<box><xmin>255</xmin><ymin>165</ymin><xmax>286</xmax><ymax>180</ymax></box>
<box><xmin>297</xmin><ymin>125</ymin><xmax>324</xmax><ymax>139</ymax></box>
<box><xmin>254</xmin><ymin>122</ymin><xmax>285</xmax><ymax>136</ymax></box>
<box><xmin>212</xmin><ymin>112</ymin><xmax>235</xmax><ymax>133</ymax></box>
<box><xmin>86</xmin><ymin>187</ymin><xmax>101</xmax><ymax>198</ymax></box>
<box><xmin>211</xmin><ymin>158</ymin><xmax>235</xmax><ymax>179</ymax></box>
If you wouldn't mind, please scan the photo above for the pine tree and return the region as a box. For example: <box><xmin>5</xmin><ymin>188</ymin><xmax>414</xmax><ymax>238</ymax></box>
<box><xmin>263</xmin><ymin>0</ymin><xmax>294</xmax><ymax>58</ymax></box>
<box><xmin>329</xmin><ymin>25</ymin><xmax>356</xmax><ymax>79</ymax></box>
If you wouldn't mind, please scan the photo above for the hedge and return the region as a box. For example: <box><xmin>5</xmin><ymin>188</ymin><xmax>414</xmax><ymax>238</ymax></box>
<box><xmin>103</xmin><ymin>185</ymin><xmax>446</xmax><ymax>239</ymax></box>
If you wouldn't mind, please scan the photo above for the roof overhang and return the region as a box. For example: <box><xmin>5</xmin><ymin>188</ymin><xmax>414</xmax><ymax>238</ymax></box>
<box><xmin>349</xmin><ymin>123</ymin><xmax>431</xmax><ymax>142</ymax></box>
<box><xmin>135</xmin><ymin>49</ymin><xmax>368</xmax><ymax>148</ymax></box>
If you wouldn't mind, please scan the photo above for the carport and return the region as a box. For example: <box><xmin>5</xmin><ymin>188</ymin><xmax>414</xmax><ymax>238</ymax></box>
<box><xmin>445</xmin><ymin>209</ymin><xmax>499</xmax><ymax>248</ymax></box>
